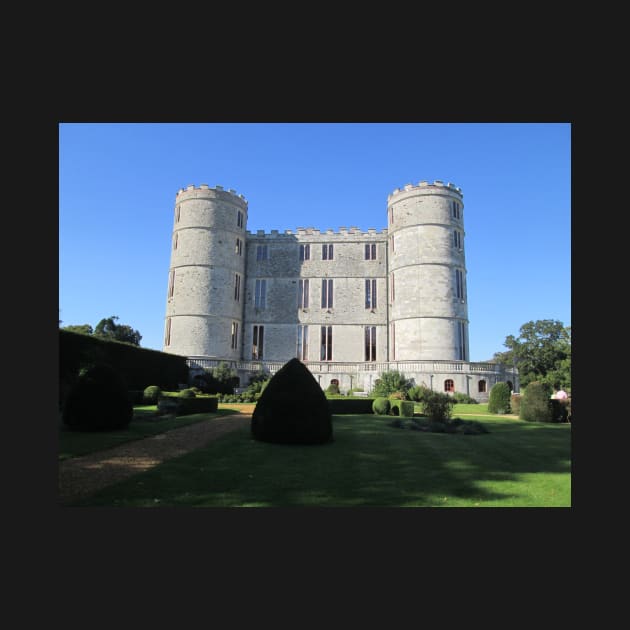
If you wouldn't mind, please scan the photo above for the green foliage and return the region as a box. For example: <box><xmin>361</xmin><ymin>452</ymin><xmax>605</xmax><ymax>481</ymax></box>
<box><xmin>143</xmin><ymin>385</ymin><xmax>161</xmax><ymax>404</ymax></box>
<box><xmin>372</xmin><ymin>397</ymin><xmax>391</xmax><ymax>415</ymax></box>
<box><xmin>179</xmin><ymin>388</ymin><xmax>197</xmax><ymax>398</ymax></box>
<box><xmin>503</xmin><ymin>320</ymin><xmax>571</xmax><ymax>389</ymax></box>
<box><xmin>488</xmin><ymin>382</ymin><xmax>512</xmax><ymax>414</ymax></box>
<box><xmin>407</xmin><ymin>384</ymin><xmax>432</xmax><ymax>403</ymax></box>
<box><xmin>421</xmin><ymin>391</ymin><xmax>454</xmax><ymax>422</ymax></box>
<box><xmin>510</xmin><ymin>393</ymin><xmax>521</xmax><ymax>416</ymax></box>
<box><xmin>519</xmin><ymin>381</ymin><xmax>553</xmax><ymax>423</ymax></box>
<box><xmin>389</xmin><ymin>400</ymin><xmax>415</xmax><ymax>418</ymax></box>
<box><xmin>326</xmin><ymin>382</ymin><xmax>340</xmax><ymax>395</ymax></box>
<box><xmin>403</xmin><ymin>416</ymin><xmax>489</xmax><ymax>435</ymax></box>
<box><xmin>251</xmin><ymin>358</ymin><xmax>333</xmax><ymax>444</ymax></box>
<box><xmin>372</xmin><ymin>371</ymin><xmax>413</xmax><ymax>398</ymax></box>
<box><xmin>327</xmin><ymin>399</ymin><xmax>376</xmax><ymax>414</ymax></box>
<box><xmin>197</xmin><ymin>362</ymin><xmax>240</xmax><ymax>394</ymax></box>
<box><xmin>62</xmin><ymin>324</ymin><xmax>94</xmax><ymax>335</ymax></box>
<box><xmin>94</xmin><ymin>315</ymin><xmax>142</xmax><ymax>346</ymax></box>
<box><xmin>62</xmin><ymin>364</ymin><xmax>133</xmax><ymax>432</ymax></box>
<box><xmin>550</xmin><ymin>399</ymin><xmax>570</xmax><ymax>423</ymax></box>
<box><xmin>451</xmin><ymin>392</ymin><xmax>478</xmax><ymax>404</ymax></box>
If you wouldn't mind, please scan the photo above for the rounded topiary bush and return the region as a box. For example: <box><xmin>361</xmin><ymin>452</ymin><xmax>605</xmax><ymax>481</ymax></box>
<box><xmin>421</xmin><ymin>391</ymin><xmax>453</xmax><ymax>422</ymax></box>
<box><xmin>143</xmin><ymin>385</ymin><xmax>161</xmax><ymax>404</ymax></box>
<box><xmin>179</xmin><ymin>388</ymin><xmax>197</xmax><ymax>398</ymax></box>
<box><xmin>63</xmin><ymin>364</ymin><xmax>133</xmax><ymax>432</ymax></box>
<box><xmin>488</xmin><ymin>382</ymin><xmax>512</xmax><ymax>414</ymax></box>
<box><xmin>519</xmin><ymin>381</ymin><xmax>553</xmax><ymax>423</ymax></box>
<box><xmin>372</xmin><ymin>397</ymin><xmax>391</xmax><ymax>415</ymax></box>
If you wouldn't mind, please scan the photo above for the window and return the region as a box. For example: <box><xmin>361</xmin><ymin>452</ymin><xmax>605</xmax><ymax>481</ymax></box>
<box><xmin>254</xmin><ymin>279</ymin><xmax>267</xmax><ymax>309</ymax></box>
<box><xmin>231</xmin><ymin>322</ymin><xmax>239</xmax><ymax>350</ymax></box>
<box><xmin>235</xmin><ymin>238</ymin><xmax>242</xmax><ymax>255</ymax></box>
<box><xmin>234</xmin><ymin>273</ymin><xmax>241</xmax><ymax>301</ymax></box>
<box><xmin>389</xmin><ymin>207</ymin><xmax>394</xmax><ymax>224</ymax></box>
<box><xmin>453</xmin><ymin>230</ymin><xmax>462</xmax><ymax>249</ymax></box>
<box><xmin>322</xmin><ymin>244</ymin><xmax>333</xmax><ymax>260</ymax></box>
<box><xmin>256</xmin><ymin>245</ymin><xmax>268</xmax><ymax>261</ymax></box>
<box><xmin>252</xmin><ymin>325</ymin><xmax>264</xmax><ymax>360</ymax></box>
<box><xmin>365</xmin><ymin>326</ymin><xmax>376</xmax><ymax>361</ymax></box>
<box><xmin>478</xmin><ymin>380</ymin><xmax>487</xmax><ymax>393</ymax></box>
<box><xmin>365</xmin><ymin>243</ymin><xmax>376</xmax><ymax>260</ymax></box>
<box><xmin>168</xmin><ymin>270</ymin><xmax>175</xmax><ymax>298</ymax></box>
<box><xmin>173</xmin><ymin>233</ymin><xmax>178</xmax><ymax>250</ymax></box>
<box><xmin>444</xmin><ymin>379</ymin><xmax>455</xmax><ymax>392</ymax></box>
<box><xmin>452</xmin><ymin>201</ymin><xmax>460</xmax><ymax>220</ymax></box>
<box><xmin>455</xmin><ymin>269</ymin><xmax>464</xmax><ymax>300</ymax></box>
<box><xmin>298</xmin><ymin>279</ymin><xmax>309</xmax><ymax>308</ymax></box>
<box><xmin>164</xmin><ymin>317</ymin><xmax>171</xmax><ymax>346</ymax></box>
<box><xmin>391</xmin><ymin>322</ymin><xmax>396</xmax><ymax>360</ymax></box>
<box><xmin>299</xmin><ymin>244</ymin><xmax>310</xmax><ymax>261</ymax></box>
<box><xmin>365</xmin><ymin>279</ymin><xmax>377</xmax><ymax>309</ymax></box>
<box><xmin>237</xmin><ymin>210</ymin><xmax>244</xmax><ymax>228</ymax></box>
<box><xmin>458</xmin><ymin>321</ymin><xmax>467</xmax><ymax>361</ymax></box>
<box><xmin>390</xmin><ymin>273</ymin><xmax>395</xmax><ymax>301</ymax></box>
<box><xmin>297</xmin><ymin>325</ymin><xmax>309</xmax><ymax>360</ymax></box>
<box><xmin>320</xmin><ymin>325</ymin><xmax>333</xmax><ymax>361</ymax></box>
<box><xmin>321</xmin><ymin>278</ymin><xmax>333</xmax><ymax>308</ymax></box>
<box><xmin>390</xmin><ymin>234</ymin><xmax>395</xmax><ymax>253</ymax></box>
<box><xmin>175</xmin><ymin>205</ymin><xmax>180</xmax><ymax>223</ymax></box>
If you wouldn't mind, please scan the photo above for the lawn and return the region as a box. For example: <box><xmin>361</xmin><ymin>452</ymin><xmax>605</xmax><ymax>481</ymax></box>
<box><xmin>67</xmin><ymin>411</ymin><xmax>571</xmax><ymax>508</ymax></box>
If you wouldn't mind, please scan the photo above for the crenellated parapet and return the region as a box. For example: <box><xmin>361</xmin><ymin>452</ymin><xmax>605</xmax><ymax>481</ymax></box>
<box><xmin>387</xmin><ymin>180</ymin><xmax>463</xmax><ymax>202</ymax></box>
<box><xmin>175</xmin><ymin>184</ymin><xmax>248</xmax><ymax>207</ymax></box>
<box><xmin>245</xmin><ymin>226</ymin><xmax>388</xmax><ymax>239</ymax></box>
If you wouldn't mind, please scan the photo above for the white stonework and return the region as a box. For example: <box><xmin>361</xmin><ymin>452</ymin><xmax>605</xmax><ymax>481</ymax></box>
<box><xmin>163</xmin><ymin>181</ymin><xmax>517</xmax><ymax>400</ymax></box>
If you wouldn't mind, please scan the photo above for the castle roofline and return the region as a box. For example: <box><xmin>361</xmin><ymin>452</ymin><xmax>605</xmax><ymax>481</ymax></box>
<box><xmin>245</xmin><ymin>227</ymin><xmax>388</xmax><ymax>238</ymax></box>
<box><xmin>388</xmin><ymin>180</ymin><xmax>463</xmax><ymax>201</ymax></box>
<box><xmin>176</xmin><ymin>184</ymin><xmax>247</xmax><ymax>204</ymax></box>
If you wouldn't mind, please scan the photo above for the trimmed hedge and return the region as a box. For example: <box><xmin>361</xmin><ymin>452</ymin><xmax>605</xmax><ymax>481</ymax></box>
<box><xmin>390</xmin><ymin>400</ymin><xmax>414</xmax><ymax>418</ymax></box>
<box><xmin>488</xmin><ymin>382</ymin><xmax>511</xmax><ymax>414</ymax></box>
<box><xmin>372</xmin><ymin>397</ymin><xmax>391</xmax><ymax>415</ymax></box>
<box><xmin>157</xmin><ymin>396</ymin><xmax>218</xmax><ymax>416</ymax></box>
<box><xmin>327</xmin><ymin>398</ymin><xmax>376</xmax><ymax>414</ymax></box>
<box><xmin>520</xmin><ymin>381</ymin><xmax>553</xmax><ymax>423</ymax></box>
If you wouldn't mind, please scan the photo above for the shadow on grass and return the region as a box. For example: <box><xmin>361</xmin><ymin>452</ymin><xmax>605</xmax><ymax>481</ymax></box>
<box><xmin>68</xmin><ymin>414</ymin><xmax>571</xmax><ymax>508</ymax></box>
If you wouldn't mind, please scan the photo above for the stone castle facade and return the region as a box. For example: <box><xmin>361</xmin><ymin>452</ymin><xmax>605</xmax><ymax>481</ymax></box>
<box><xmin>163</xmin><ymin>180</ymin><xmax>517</xmax><ymax>400</ymax></box>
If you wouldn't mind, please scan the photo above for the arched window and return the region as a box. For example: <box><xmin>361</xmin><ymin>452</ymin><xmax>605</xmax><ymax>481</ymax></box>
<box><xmin>478</xmin><ymin>380</ymin><xmax>486</xmax><ymax>393</ymax></box>
<box><xmin>444</xmin><ymin>379</ymin><xmax>454</xmax><ymax>392</ymax></box>
<box><xmin>507</xmin><ymin>380</ymin><xmax>513</xmax><ymax>391</ymax></box>
<box><xmin>331</xmin><ymin>379</ymin><xmax>339</xmax><ymax>386</ymax></box>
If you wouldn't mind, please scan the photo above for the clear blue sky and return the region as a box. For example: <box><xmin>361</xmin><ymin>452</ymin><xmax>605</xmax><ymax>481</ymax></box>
<box><xmin>59</xmin><ymin>122</ymin><xmax>571</xmax><ymax>362</ymax></box>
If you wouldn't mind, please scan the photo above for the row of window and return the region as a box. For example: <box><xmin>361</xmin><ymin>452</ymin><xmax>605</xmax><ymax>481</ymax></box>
<box><xmin>174</xmin><ymin>205</ymin><xmax>245</xmax><ymax>228</ymax></box>
<box><xmin>165</xmin><ymin>319</ymin><xmax>467</xmax><ymax>363</ymax></box>
<box><xmin>388</xmin><ymin>201</ymin><xmax>463</xmax><ymax>224</ymax></box>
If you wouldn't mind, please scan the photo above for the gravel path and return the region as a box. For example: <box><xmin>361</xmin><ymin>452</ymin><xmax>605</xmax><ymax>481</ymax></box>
<box><xmin>59</xmin><ymin>414</ymin><xmax>251</xmax><ymax>505</ymax></box>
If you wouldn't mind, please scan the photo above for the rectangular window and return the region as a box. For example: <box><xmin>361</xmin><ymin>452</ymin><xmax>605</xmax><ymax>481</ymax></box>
<box><xmin>320</xmin><ymin>325</ymin><xmax>332</xmax><ymax>361</ymax></box>
<box><xmin>455</xmin><ymin>269</ymin><xmax>464</xmax><ymax>299</ymax></box>
<box><xmin>231</xmin><ymin>322</ymin><xmax>239</xmax><ymax>350</ymax></box>
<box><xmin>164</xmin><ymin>317</ymin><xmax>171</xmax><ymax>346</ymax></box>
<box><xmin>389</xmin><ymin>207</ymin><xmax>394</xmax><ymax>224</ymax></box>
<box><xmin>390</xmin><ymin>273</ymin><xmax>395</xmax><ymax>302</ymax></box>
<box><xmin>237</xmin><ymin>210</ymin><xmax>244</xmax><ymax>228</ymax></box>
<box><xmin>168</xmin><ymin>269</ymin><xmax>175</xmax><ymax>298</ymax></box>
<box><xmin>365</xmin><ymin>279</ymin><xmax>377</xmax><ymax>309</ymax></box>
<box><xmin>175</xmin><ymin>205</ymin><xmax>180</xmax><ymax>223</ymax></box>
<box><xmin>234</xmin><ymin>273</ymin><xmax>241</xmax><ymax>301</ymax></box>
<box><xmin>298</xmin><ymin>278</ymin><xmax>310</xmax><ymax>308</ymax></box>
<box><xmin>458</xmin><ymin>321</ymin><xmax>467</xmax><ymax>361</ymax></box>
<box><xmin>390</xmin><ymin>322</ymin><xmax>396</xmax><ymax>360</ymax></box>
<box><xmin>236</xmin><ymin>238</ymin><xmax>243</xmax><ymax>255</ymax></box>
<box><xmin>256</xmin><ymin>245</ymin><xmax>268</xmax><ymax>261</ymax></box>
<box><xmin>299</xmin><ymin>244</ymin><xmax>311</xmax><ymax>261</ymax></box>
<box><xmin>297</xmin><ymin>325</ymin><xmax>309</xmax><ymax>360</ymax></box>
<box><xmin>453</xmin><ymin>230</ymin><xmax>462</xmax><ymax>249</ymax></box>
<box><xmin>452</xmin><ymin>201</ymin><xmax>460</xmax><ymax>219</ymax></box>
<box><xmin>365</xmin><ymin>243</ymin><xmax>376</xmax><ymax>260</ymax></box>
<box><xmin>365</xmin><ymin>326</ymin><xmax>376</xmax><ymax>361</ymax></box>
<box><xmin>390</xmin><ymin>235</ymin><xmax>395</xmax><ymax>253</ymax></box>
<box><xmin>252</xmin><ymin>325</ymin><xmax>264</xmax><ymax>360</ymax></box>
<box><xmin>322</xmin><ymin>244</ymin><xmax>333</xmax><ymax>260</ymax></box>
<box><xmin>173</xmin><ymin>233</ymin><xmax>178</xmax><ymax>250</ymax></box>
<box><xmin>321</xmin><ymin>278</ymin><xmax>333</xmax><ymax>308</ymax></box>
<box><xmin>254</xmin><ymin>279</ymin><xmax>267</xmax><ymax>309</ymax></box>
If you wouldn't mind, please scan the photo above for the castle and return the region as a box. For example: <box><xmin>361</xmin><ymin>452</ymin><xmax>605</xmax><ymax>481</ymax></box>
<box><xmin>163</xmin><ymin>180</ymin><xmax>517</xmax><ymax>400</ymax></box>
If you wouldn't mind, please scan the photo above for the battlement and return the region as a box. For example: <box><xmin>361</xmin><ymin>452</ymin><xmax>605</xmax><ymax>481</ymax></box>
<box><xmin>176</xmin><ymin>184</ymin><xmax>248</xmax><ymax>204</ymax></box>
<box><xmin>245</xmin><ymin>226</ymin><xmax>388</xmax><ymax>239</ymax></box>
<box><xmin>387</xmin><ymin>180</ymin><xmax>463</xmax><ymax>201</ymax></box>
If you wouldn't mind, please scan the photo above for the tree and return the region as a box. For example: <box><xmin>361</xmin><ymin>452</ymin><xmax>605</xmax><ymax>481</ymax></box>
<box><xmin>372</xmin><ymin>370</ymin><xmax>413</xmax><ymax>398</ymax></box>
<box><xmin>94</xmin><ymin>315</ymin><xmax>142</xmax><ymax>346</ymax></box>
<box><xmin>62</xmin><ymin>324</ymin><xmax>94</xmax><ymax>335</ymax></box>
<box><xmin>502</xmin><ymin>320</ymin><xmax>570</xmax><ymax>390</ymax></box>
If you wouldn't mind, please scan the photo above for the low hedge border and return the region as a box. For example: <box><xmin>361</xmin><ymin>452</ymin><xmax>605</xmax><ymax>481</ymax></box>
<box><xmin>328</xmin><ymin>398</ymin><xmax>376</xmax><ymax>414</ymax></box>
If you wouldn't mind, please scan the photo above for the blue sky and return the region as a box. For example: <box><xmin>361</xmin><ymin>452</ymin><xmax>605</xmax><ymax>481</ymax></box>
<box><xmin>59</xmin><ymin>122</ymin><xmax>571</xmax><ymax>362</ymax></box>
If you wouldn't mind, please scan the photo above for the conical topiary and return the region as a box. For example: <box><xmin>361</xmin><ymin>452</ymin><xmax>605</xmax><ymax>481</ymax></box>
<box><xmin>251</xmin><ymin>358</ymin><xmax>333</xmax><ymax>444</ymax></box>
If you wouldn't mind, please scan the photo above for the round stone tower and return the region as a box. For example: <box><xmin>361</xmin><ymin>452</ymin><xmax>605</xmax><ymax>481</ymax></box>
<box><xmin>387</xmin><ymin>180</ymin><xmax>469</xmax><ymax>361</ymax></box>
<box><xmin>163</xmin><ymin>184</ymin><xmax>248</xmax><ymax>359</ymax></box>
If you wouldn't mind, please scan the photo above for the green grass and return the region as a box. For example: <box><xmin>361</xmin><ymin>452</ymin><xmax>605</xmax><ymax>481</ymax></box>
<box><xmin>58</xmin><ymin>407</ymin><xmax>238</xmax><ymax>461</ymax></box>
<box><xmin>68</xmin><ymin>413</ymin><xmax>571</xmax><ymax>508</ymax></box>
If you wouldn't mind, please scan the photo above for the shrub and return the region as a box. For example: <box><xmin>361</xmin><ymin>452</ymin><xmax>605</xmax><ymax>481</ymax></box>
<box><xmin>452</xmin><ymin>392</ymin><xmax>478</xmax><ymax>404</ymax></box>
<box><xmin>488</xmin><ymin>382</ymin><xmax>512</xmax><ymax>414</ymax></box>
<box><xmin>179</xmin><ymin>388</ymin><xmax>197</xmax><ymax>398</ymax></box>
<box><xmin>251</xmin><ymin>358</ymin><xmax>333</xmax><ymax>444</ymax></box>
<box><xmin>550</xmin><ymin>399</ymin><xmax>570</xmax><ymax>423</ymax></box>
<box><xmin>421</xmin><ymin>391</ymin><xmax>454</xmax><ymax>422</ymax></box>
<box><xmin>519</xmin><ymin>381</ymin><xmax>553</xmax><ymax>423</ymax></box>
<box><xmin>143</xmin><ymin>385</ymin><xmax>161</xmax><ymax>404</ymax></box>
<box><xmin>63</xmin><ymin>364</ymin><xmax>133</xmax><ymax>432</ymax></box>
<box><xmin>372</xmin><ymin>371</ymin><xmax>413</xmax><ymax>398</ymax></box>
<box><xmin>389</xmin><ymin>400</ymin><xmax>414</xmax><ymax>418</ymax></box>
<box><xmin>327</xmin><ymin>398</ymin><xmax>375</xmax><ymax>414</ymax></box>
<box><xmin>510</xmin><ymin>393</ymin><xmax>521</xmax><ymax>416</ymax></box>
<box><xmin>326</xmin><ymin>382</ymin><xmax>340</xmax><ymax>395</ymax></box>
<box><xmin>407</xmin><ymin>385</ymin><xmax>432</xmax><ymax>403</ymax></box>
<box><xmin>372</xmin><ymin>397</ymin><xmax>391</xmax><ymax>415</ymax></box>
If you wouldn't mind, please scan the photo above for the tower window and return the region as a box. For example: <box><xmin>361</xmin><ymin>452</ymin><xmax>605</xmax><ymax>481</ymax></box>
<box><xmin>320</xmin><ymin>325</ymin><xmax>333</xmax><ymax>361</ymax></box>
<box><xmin>298</xmin><ymin>279</ymin><xmax>310</xmax><ymax>308</ymax></box>
<box><xmin>256</xmin><ymin>245</ymin><xmax>268</xmax><ymax>261</ymax></box>
<box><xmin>168</xmin><ymin>270</ymin><xmax>175</xmax><ymax>298</ymax></box>
<box><xmin>175</xmin><ymin>205</ymin><xmax>180</xmax><ymax>223</ymax></box>
<box><xmin>452</xmin><ymin>201</ymin><xmax>461</xmax><ymax>220</ymax></box>
<box><xmin>453</xmin><ymin>230</ymin><xmax>462</xmax><ymax>249</ymax></box>
<box><xmin>236</xmin><ymin>238</ymin><xmax>243</xmax><ymax>255</ymax></box>
<box><xmin>231</xmin><ymin>322</ymin><xmax>239</xmax><ymax>350</ymax></box>
<box><xmin>297</xmin><ymin>325</ymin><xmax>309</xmax><ymax>360</ymax></box>
<box><xmin>444</xmin><ymin>379</ymin><xmax>455</xmax><ymax>392</ymax></box>
<box><xmin>254</xmin><ymin>279</ymin><xmax>267</xmax><ymax>309</ymax></box>
<box><xmin>321</xmin><ymin>278</ymin><xmax>333</xmax><ymax>308</ymax></box>
<box><xmin>322</xmin><ymin>244</ymin><xmax>333</xmax><ymax>260</ymax></box>
<box><xmin>455</xmin><ymin>269</ymin><xmax>465</xmax><ymax>300</ymax></box>
<box><xmin>391</xmin><ymin>322</ymin><xmax>396</xmax><ymax>360</ymax></box>
<box><xmin>237</xmin><ymin>210</ymin><xmax>244</xmax><ymax>228</ymax></box>
<box><xmin>164</xmin><ymin>317</ymin><xmax>171</xmax><ymax>346</ymax></box>
<box><xmin>299</xmin><ymin>244</ymin><xmax>310</xmax><ymax>261</ymax></box>
<box><xmin>173</xmin><ymin>233</ymin><xmax>178</xmax><ymax>250</ymax></box>
<box><xmin>252</xmin><ymin>325</ymin><xmax>264</xmax><ymax>360</ymax></box>
<box><xmin>234</xmin><ymin>273</ymin><xmax>241</xmax><ymax>301</ymax></box>
<box><xmin>365</xmin><ymin>243</ymin><xmax>376</xmax><ymax>260</ymax></box>
<box><xmin>365</xmin><ymin>279</ymin><xmax>377</xmax><ymax>309</ymax></box>
<box><xmin>365</xmin><ymin>326</ymin><xmax>376</xmax><ymax>361</ymax></box>
<box><xmin>458</xmin><ymin>321</ymin><xmax>467</xmax><ymax>361</ymax></box>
